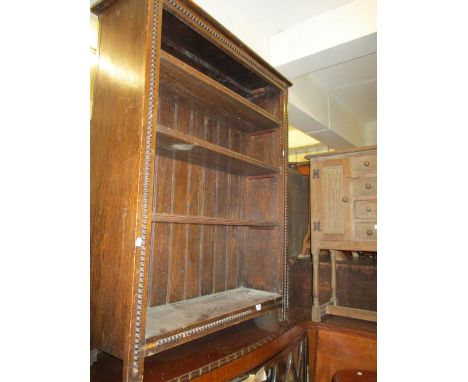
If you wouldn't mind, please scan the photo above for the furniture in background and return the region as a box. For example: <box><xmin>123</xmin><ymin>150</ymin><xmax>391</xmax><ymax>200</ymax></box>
<box><xmin>91</xmin><ymin>308</ymin><xmax>308</xmax><ymax>382</ymax></box>
<box><xmin>91</xmin><ymin>0</ymin><xmax>291</xmax><ymax>380</ymax></box>
<box><xmin>288</xmin><ymin>256</ymin><xmax>377</xmax><ymax>314</ymax></box>
<box><xmin>332</xmin><ymin>369</ymin><xmax>377</xmax><ymax>382</ymax></box>
<box><xmin>287</xmin><ymin>167</ymin><xmax>309</xmax><ymax>258</ymax></box>
<box><xmin>308</xmin><ymin>316</ymin><xmax>377</xmax><ymax>382</ymax></box>
<box><xmin>307</xmin><ymin>146</ymin><xmax>377</xmax><ymax>322</ymax></box>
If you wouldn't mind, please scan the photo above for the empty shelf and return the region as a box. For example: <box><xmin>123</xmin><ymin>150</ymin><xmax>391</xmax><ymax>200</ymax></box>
<box><xmin>156</xmin><ymin>124</ymin><xmax>280</xmax><ymax>176</ymax></box>
<box><xmin>159</xmin><ymin>51</ymin><xmax>281</xmax><ymax>133</ymax></box>
<box><xmin>145</xmin><ymin>288</ymin><xmax>282</xmax><ymax>354</ymax></box>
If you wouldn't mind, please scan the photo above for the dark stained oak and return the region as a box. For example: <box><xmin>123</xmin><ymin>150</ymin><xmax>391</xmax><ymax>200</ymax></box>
<box><xmin>155</xmin><ymin>124</ymin><xmax>280</xmax><ymax>176</ymax></box>
<box><xmin>91</xmin><ymin>308</ymin><xmax>308</xmax><ymax>382</ymax></box>
<box><xmin>159</xmin><ymin>51</ymin><xmax>280</xmax><ymax>133</ymax></box>
<box><xmin>90</xmin><ymin>0</ymin><xmax>157</xmax><ymax>363</ymax></box>
<box><xmin>144</xmin><ymin>288</ymin><xmax>282</xmax><ymax>356</ymax></box>
<box><xmin>91</xmin><ymin>0</ymin><xmax>290</xmax><ymax>380</ymax></box>
<box><xmin>152</xmin><ymin>212</ymin><xmax>280</xmax><ymax>227</ymax></box>
<box><xmin>288</xmin><ymin>256</ymin><xmax>377</xmax><ymax>311</ymax></box>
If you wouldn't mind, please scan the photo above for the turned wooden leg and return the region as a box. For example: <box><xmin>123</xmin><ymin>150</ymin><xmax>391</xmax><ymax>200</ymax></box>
<box><xmin>329</xmin><ymin>250</ymin><xmax>338</xmax><ymax>306</ymax></box>
<box><xmin>311</xmin><ymin>249</ymin><xmax>321</xmax><ymax>322</ymax></box>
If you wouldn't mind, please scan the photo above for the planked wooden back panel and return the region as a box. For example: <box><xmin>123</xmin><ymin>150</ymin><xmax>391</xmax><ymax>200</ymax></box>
<box><xmin>149</xmin><ymin>82</ymin><xmax>282</xmax><ymax>306</ymax></box>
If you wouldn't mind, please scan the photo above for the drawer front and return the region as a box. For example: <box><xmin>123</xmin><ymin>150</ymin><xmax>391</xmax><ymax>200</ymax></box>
<box><xmin>354</xmin><ymin>200</ymin><xmax>377</xmax><ymax>219</ymax></box>
<box><xmin>351</xmin><ymin>177</ymin><xmax>377</xmax><ymax>197</ymax></box>
<box><xmin>354</xmin><ymin>222</ymin><xmax>377</xmax><ymax>241</ymax></box>
<box><xmin>350</xmin><ymin>154</ymin><xmax>376</xmax><ymax>175</ymax></box>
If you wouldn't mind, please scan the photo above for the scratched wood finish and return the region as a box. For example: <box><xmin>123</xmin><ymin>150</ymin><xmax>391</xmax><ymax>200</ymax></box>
<box><xmin>90</xmin><ymin>0</ymin><xmax>155</xmax><ymax>362</ymax></box>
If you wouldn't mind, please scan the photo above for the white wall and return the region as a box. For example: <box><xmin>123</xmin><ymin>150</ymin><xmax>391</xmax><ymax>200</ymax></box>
<box><xmin>270</xmin><ymin>0</ymin><xmax>377</xmax><ymax>71</ymax></box>
<box><xmin>192</xmin><ymin>0</ymin><xmax>270</xmax><ymax>60</ymax></box>
<box><xmin>329</xmin><ymin>94</ymin><xmax>365</xmax><ymax>146</ymax></box>
<box><xmin>364</xmin><ymin>120</ymin><xmax>377</xmax><ymax>145</ymax></box>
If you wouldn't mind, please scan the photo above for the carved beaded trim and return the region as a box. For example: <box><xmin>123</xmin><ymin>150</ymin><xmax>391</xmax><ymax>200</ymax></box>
<box><xmin>132</xmin><ymin>0</ymin><xmax>160</xmax><ymax>375</ymax></box>
<box><xmin>164</xmin><ymin>321</ymin><xmax>300</xmax><ymax>382</ymax></box>
<box><xmin>155</xmin><ymin>310</ymin><xmax>252</xmax><ymax>347</ymax></box>
<box><xmin>166</xmin><ymin>0</ymin><xmax>288</xmax><ymax>90</ymax></box>
<box><xmin>282</xmin><ymin>90</ymin><xmax>289</xmax><ymax>320</ymax></box>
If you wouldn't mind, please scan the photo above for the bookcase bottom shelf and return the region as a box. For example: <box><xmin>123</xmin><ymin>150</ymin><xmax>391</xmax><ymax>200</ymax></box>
<box><xmin>144</xmin><ymin>287</ymin><xmax>282</xmax><ymax>356</ymax></box>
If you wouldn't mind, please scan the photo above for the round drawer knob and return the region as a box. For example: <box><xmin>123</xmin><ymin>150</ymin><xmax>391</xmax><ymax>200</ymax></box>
<box><xmin>342</xmin><ymin>197</ymin><xmax>348</xmax><ymax>202</ymax></box>
<box><xmin>366</xmin><ymin>207</ymin><xmax>372</xmax><ymax>212</ymax></box>
<box><xmin>365</xmin><ymin>183</ymin><xmax>372</xmax><ymax>189</ymax></box>
<box><xmin>366</xmin><ymin>229</ymin><xmax>373</xmax><ymax>236</ymax></box>
<box><xmin>364</xmin><ymin>161</ymin><xmax>370</xmax><ymax>166</ymax></box>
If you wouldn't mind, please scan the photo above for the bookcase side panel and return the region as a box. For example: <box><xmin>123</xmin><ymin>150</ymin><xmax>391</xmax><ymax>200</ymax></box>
<box><xmin>90</xmin><ymin>0</ymin><xmax>158</xmax><ymax>365</ymax></box>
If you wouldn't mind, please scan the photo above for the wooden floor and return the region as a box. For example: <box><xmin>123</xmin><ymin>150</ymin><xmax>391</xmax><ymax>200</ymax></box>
<box><xmin>145</xmin><ymin>287</ymin><xmax>281</xmax><ymax>339</ymax></box>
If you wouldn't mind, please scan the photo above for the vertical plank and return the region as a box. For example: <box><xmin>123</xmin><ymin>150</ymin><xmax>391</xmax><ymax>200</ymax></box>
<box><xmin>185</xmin><ymin>107</ymin><xmax>203</xmax><ymax>299</ymax></box>
<box><xmin>148</xmin><ymin>95</ymin><xmax>176</xmax><ymax>306</ymax></box>
<box><xmin>226</xmin><ymin>128</ymin><xmax>242</xmax><ymax>290</ymax></box>
<box><xmin>241</xmin><ymin>227</ymin><xmax>280</xmax><ymax>292</ymax></box>
<box><xmin>213</xmin><ymin>122</ymin><xmax>229</xmax><ymax>292</ymax></box>
<box><xmin>167</xmin><ymin>100</ymin><xmax>191</xmax><ymax>302</ymax></box>
<box><xmin>200</xmin><ymin>117</ymin><xmax>218</xmax><ymax>295</ymax></box>
<box><xmin>149</xmin><ymin>222</ymin><xmax>170</xmax><ymax>306</ymax></box>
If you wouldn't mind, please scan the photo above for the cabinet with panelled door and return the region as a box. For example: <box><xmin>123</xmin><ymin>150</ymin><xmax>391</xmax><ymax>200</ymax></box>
<box><xmin>307</xmin><ymin>146</ymin><xmax>377</xmax><ymax>322</ymax></box>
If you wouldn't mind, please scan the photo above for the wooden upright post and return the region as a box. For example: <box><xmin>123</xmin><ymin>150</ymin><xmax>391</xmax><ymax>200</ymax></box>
<box><xmin>311</xmin><ymin>251</ymin><xmax>321</xmax><ymax>322</ymax></box>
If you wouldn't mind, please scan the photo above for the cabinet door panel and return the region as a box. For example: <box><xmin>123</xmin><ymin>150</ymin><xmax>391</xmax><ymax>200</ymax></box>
<box><xmin>311</xmin><ymin>159</ymin><xmax>351</xmax><ymax>243</ymax></box>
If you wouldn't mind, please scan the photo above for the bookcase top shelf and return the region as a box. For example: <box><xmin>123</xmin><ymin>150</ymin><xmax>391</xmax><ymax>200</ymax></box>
<box><xmin>159</xmin><ymin>51</ymin><xmax>281</xmax><ymax>133</ymax></box>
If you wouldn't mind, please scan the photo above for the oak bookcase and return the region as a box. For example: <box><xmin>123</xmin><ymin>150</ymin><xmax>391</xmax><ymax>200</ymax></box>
<box><xmin>90</xmin><ymin>0</ymin><xmax>291</xmax><ymax>380</ymax></box>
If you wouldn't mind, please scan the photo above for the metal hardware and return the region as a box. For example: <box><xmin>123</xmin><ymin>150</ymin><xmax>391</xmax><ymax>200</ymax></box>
<box><xmin>342</xmin><ymin>197</ymin><xmax>348</xmax><ymax>202</ymax></box>
<box><xmin>364</xmin><ymin>161</ymin><xmax>370</xmax><ymax>166</ymax></box>
<box><xmin>313</xmin><ymin>221</ymin><xmax>321</xmax><ymax>231</ymax></box>
<box><xmin>312</xmin><ymin>169</ymin><xmax>320</xmax><ymax>179</ymax></box>
<box><xmin>365</xmin><ymin>183</ymin><xmax>372</xmax><ymax>189</ymax></box>
<box><xmin>366</xmin><ymin>207</ymin><xmax>372</xmax><ymax>212</ymax></box>
<box><xmin>366</xmin><ymin>229</ymin><xmax>373</xmax><ymax>236</ymax></box>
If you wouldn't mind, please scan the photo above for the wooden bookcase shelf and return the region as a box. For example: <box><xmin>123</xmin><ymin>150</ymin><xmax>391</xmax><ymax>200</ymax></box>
<box><xmin>156</xmin><ymin>124</ymin><xmax>280</xmax><ymax>176</ymax></box>
<box><xmin>159</xmin><ymin>51</ymin><xmax>280</xmax><ymax>133</ymax></box>
<box><xmin>152</xmin><ymin>212</ymin><xmax>280</xmax><ymax>227</ymax></box>
<box><xmin>144</xmin><ymin>287</ymin><xmax>282</xmax><ymax>355</ymax></box>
